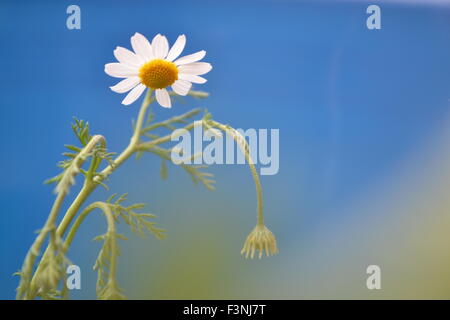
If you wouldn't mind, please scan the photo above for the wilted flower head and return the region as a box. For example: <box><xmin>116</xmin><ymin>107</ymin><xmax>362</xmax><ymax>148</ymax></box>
<box><xmin>105</xmin><ymin>33</ymin><xmax>212</xmax><ymax>108</ymax></box>
<box><xmin>241</xmin><ymin>225</ymin><xmax>278</xmax><ymax>259</ymax></box>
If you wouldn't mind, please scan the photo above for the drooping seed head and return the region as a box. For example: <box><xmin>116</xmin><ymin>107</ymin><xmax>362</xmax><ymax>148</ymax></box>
<box><xmin>241</xmin><ymin>225</ymin><xmax>278</xmax><ymax>259</ymax></box>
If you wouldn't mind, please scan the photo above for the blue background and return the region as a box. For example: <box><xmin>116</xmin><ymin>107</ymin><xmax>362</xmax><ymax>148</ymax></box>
<box><xmin>1</xmin><ymin>0</ymin><xmax>450</xmax><ymax>299</ymax></box>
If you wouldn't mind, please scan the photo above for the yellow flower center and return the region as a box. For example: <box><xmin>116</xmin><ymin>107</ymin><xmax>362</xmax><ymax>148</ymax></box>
<box><xmin>138</xmin><ymin>59</ymin><xmax>178</xmax><ymax>89</ymax></box>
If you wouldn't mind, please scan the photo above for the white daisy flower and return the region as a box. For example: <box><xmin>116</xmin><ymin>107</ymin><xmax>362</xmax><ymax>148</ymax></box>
<box><xmin>105</xmin><ymin>33</ymin><xmax>212</xmax><ymax>108</ymax></box>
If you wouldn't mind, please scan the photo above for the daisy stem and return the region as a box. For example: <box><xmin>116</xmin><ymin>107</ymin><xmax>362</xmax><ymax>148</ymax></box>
<box><xmin>58</xmin><ymin>89</ymin><xmax>153</xmax><ymax>237</ymax></box>
<box><xmin>24</xmin><ymin>88</ymin><xmax>211</xmax><ymax>299</ymax></box>
<box><xmin>63</xmin><ymin>203</ymin><xmax>103</xmax><ymax>249</ymax></box>
<box><xmin>208</xmin><ymin>121</ymin><xmax>265</xmax><ymax>227</ymax></box>
<box><xmin>18</xmin><ymin>135</ymin><xmax>105</xmax><ymax>299</ymax></box>
<box><xmin>64</xmin><ymin>202</ymin><xmax>118</xmax><ymax>286</ymax></box>
<box><xmin>140</xmin><ymin>108</ymin><xmax>200</xmax><ymax>133</ymax></box>
<box><xmin>136</xmin><ymin>121</ymin><xmax>197</xmax><ymax>151</ymax></box>
<box><xmin>99</xmin><ymin>203</ymin><xmax>118</xmax><ymax>288</ymax></box>
<box><xmin>25</xmin><ymin>89</ymin><xmax>154</xmax><ymax>299</ymax></box>
<box><xmin>15</xmin><ymin>191</ymin><xmax>66</xmax><ymax>299</ymax></box>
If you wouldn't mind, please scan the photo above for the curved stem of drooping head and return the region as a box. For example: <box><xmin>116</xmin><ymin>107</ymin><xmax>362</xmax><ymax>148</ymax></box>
<box><xmin>207</xmin><ymin>120</ymin><xmax>265</xmax><ymax>227</ymax></box>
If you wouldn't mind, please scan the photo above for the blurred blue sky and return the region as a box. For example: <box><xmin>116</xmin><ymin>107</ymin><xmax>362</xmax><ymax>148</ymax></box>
<box><xmin>0</xmin><ymin>0</ymin><xmax>449</xmax><ymax>299</ymax></box>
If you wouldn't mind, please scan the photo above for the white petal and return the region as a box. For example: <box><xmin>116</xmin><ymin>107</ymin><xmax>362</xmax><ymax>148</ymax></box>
<box><xmin>171</xmin><ymin>80</ymin><xmax>192</xmax><ymax>96</ymax></box>
<box><xmin>152</xmin><ymin>34</ymin><xmax>169</xmax><ymax>59</ymax></box>
<box><xmin>114</xmin><ymin>47</ymin><xmax>143</xmax><ymax>67</ymax></box>
<box><xmin>155</xmin><ymin>88</ymin><xmax>171</xmax><ymax>108</ymax></box>
<box><xmin>174</xmin><ymin>50</ymin><xmax>206</xmax><ymax>66</ymax></box>
<box><xmin>166</xmin><ymin>34</ymin><xmax>186</xmax><ymax>62</ymax></box>
<box><xmin>105</xmin><ymin>63</ymin><xmax>138</xmax><ymax>78</ymax></box>
<box><xmin>179</xmin><ymin>73</ymin><xmax>207</xmax><ymax>84</ymax></box>
<box><xmin>110</xmin><ymin>76</ymin><xmax>140</xmax><ymax>93</ymax></box>
<box><xmin>178</xmin><ymin>62</ymin><xmax>212</xmax><ymax>75</ymax></box>
<box><xmin>131</xmin><ymin>32</ymin><xmax>153</xmax><ymax>61</ymax></box>
<box><xmin>122</xmin><ymin>83</ymin><xmax>146</xmax><ymax>105</ymax></box>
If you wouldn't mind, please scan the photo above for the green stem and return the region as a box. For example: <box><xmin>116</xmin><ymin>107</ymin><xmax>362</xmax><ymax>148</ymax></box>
<box><xmin>17</xmin><ymin>134</ymin><xmax>106</xmax><ymax>299</ymax></box>
<box><xmin>63</xmin><ymin>202</ymin><xmax>115</xmax><ymax>249</ymax></box>
<box><xmin>64</xmin><ymin>202</ymin><xmax>118</xmax><ymax>284</ymax></box>
<box><xmin>137</xmin><ymin>121</ymin><xmax>197</xmax><ymax>151</ymax></box>
<box><xmin>25</xmin><ymin>90</ymin><xmax>153</xmax><ymax>299</ymax></box>
<box><xmin>59</xmin><ymin>89</ymin><xmax>153</xmax><ymax>238</ymax></box>
<box><xmin>16</xmin><ymin>192</ymin><xmax>65</xmax><ymax>299</ymax></box>
<box><xmin>64</xmin><ymin>204</ymin><xmax>97</xmax><ymax>249</ymax></box>
<box><xmin>95</xmin><ymin>89</ymin><xmax>153</xmax><ymax>181</ymax></box>
<box><xmin>141</xmin><ymin>108</ymin><xmax>200</xmax><ymax>134</ymax></box>
<box><xmin>21</xmin><ymin>88</ymin><xmax>211</xmax><ymax>299</ymax></box>
<box><xmin>56</xmin><ymin>182</ymin><xmax>95</xmax><ymax>237</ymax></box>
